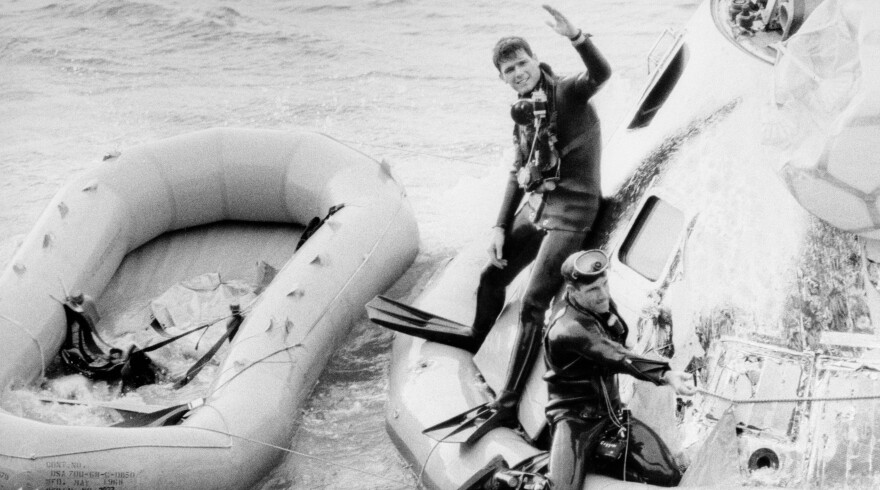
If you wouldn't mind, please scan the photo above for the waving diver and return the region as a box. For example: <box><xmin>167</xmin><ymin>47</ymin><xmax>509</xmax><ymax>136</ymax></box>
<box><xmin>472</xmin><ymin>4</ymin><xmax>613</xmax><ymax>433</ymax></box>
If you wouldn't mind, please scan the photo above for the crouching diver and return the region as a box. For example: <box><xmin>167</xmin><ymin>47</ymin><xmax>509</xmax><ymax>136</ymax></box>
<box><xmin>543</xmin><ymin>250</ymin><xmax>695</xmax><ymax>489</ymax></box>
<box><xmin>469</xmin><ymin>4</ymin><xmax>612</xmax><ymax>438</ymax></box>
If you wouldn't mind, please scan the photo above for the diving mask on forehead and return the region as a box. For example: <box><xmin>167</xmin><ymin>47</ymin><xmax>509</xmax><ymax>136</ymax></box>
<box><xmin>561</xmin><ymin>250</ymin><xmax>609</xmax><ymax>284</ymax></box>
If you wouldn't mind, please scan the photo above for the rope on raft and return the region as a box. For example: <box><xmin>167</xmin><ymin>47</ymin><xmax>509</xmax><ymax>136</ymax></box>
<box><xmin>697</xmin><ymin>387</ymin><xmax>880</xmax><ymax>404</ymax></box>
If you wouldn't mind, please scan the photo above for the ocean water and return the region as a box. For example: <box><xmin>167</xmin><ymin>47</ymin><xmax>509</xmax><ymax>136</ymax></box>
<box><xmin>0</xmin><ymin>0</ymin><xmax>699</xmax><ymax>488</ymax></box>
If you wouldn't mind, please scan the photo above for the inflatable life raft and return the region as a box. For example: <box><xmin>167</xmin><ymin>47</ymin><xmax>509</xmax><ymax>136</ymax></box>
<box><xmin>0</xmin><ymin>128</ymin><xmax>418</xmax><ymax>489</ymax></box>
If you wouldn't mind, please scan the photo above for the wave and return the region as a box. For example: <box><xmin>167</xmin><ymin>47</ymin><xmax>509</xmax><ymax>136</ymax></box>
<box><xmin>300</xmin><ymin>4</ymin><xmax>353</xmax><ymax>14</ymax></box>
<box><xmin>368</xmin><ymin>0</ymin><xmax>411</xmax><ymax>7</ymax></box>
<box><xmin>315</xmin><ymin>69</ymin><xmax>462</xmax><ymax>83</ymax></box>
<box><xmin>32</xmin><ymin>1</ymin><xmax>252</xmax><ymax>41</ymax></box>
<box><xmin>298</xmin><ymin>0</ymin><xmax>410</xmax><ymax>13</ymax></box>
<box><xmin>35</xmin><ymin>0</ymin><xmax>171</xmax><ymax>24</ymax></box>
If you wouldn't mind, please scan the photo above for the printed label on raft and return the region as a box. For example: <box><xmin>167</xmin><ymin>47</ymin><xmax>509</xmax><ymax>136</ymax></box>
<box><xmin>41</xmin><ymin>462</ymin><xmax>136</xmax><ymax>490</ymax></box>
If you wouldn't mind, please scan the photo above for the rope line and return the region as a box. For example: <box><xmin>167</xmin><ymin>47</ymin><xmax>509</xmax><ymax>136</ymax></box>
<box><xmin>416</xmin><ymin>439</ymin><xmax>442</xmax><ymax>489</ymax></box>
<box><xmin>194</xmin><ymin>427</ymin><xmax>415</xmax><ymax>487</ymax></box>
<box><xmin>697</xmin><ymin>388</ymin><xmax>880</xmax><ymax>404</ymax></box>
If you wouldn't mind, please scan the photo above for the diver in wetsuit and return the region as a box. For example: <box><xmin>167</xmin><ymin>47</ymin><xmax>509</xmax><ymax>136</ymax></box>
<box><xmin>473</xmin><ymin>4</ymin><xmax>613</xmax><ymax>429</ymax></box>
<box><xmin>543</xmin><ymin>250</ymin><xmax>695</xmax><ymax>490</ymax></box>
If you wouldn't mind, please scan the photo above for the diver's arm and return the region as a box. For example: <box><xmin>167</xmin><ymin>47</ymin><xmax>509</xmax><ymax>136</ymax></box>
<box><xmin>494</xmin><ymin>171</ymin><xmax>523</xmax><ymax>230</ymax></box>
<box><xmin>494</xmin><ymin>132</ymin><xmax>526</xmax><ymax>231</ymax></box>
<box><xmin>572</xmin><ymin>37</ymin><xmax>611</xmax><ymax>94</ymax></box>
<box><xmin>487</xmin><ymin>145</ymin><xmax>524</xmax><ymax>267</ymax></box>
<box><xmin>563</xmin><ymin>320</ymin><xmax>670</xmax><ymax>385</ymax></box>
<box><xmin>543</xmin><ymin>4</ymin><xmax>611</xmax><ymax>94</ymax></box>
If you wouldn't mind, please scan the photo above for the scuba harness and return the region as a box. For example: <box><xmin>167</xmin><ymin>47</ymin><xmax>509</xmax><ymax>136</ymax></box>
<box><xmin>512</xmin><ymin>82</ymin><xmax>562</xmax><ymax>196</ymax></box>
<box><xmin>510</xmin><ymin>74</ymin><xmax>564</xmax><ymax>226</ymax></box>
<box><xmin>509</xmin><ymin>69</ymin><xmax>596</xmax><ymax>226</ymax></box>
<box><xmin>60</xmin><ymin>295</ymin><xmax>243</xmax><ymax>391</ymax></box>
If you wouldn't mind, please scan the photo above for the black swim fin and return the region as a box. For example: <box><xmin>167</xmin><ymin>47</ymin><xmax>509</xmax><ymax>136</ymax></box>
<box><xmin>421</xmin><ymin>402</ymin><xmax>514</xmax><ymax>445</ymax></box>
<box><xmin>366</xmin><ymin>295</ymin><xmax>480</xmax><ymax>352</ymax></box>
<box><xmin>112</xmin><ymin>402</ymin><xmax>192</xmax><ymax>427</ymax></box>
<box><xmin>41</xmin><ymin>397</ymin><xmax>195</xmax><ymax>427</ymax></box>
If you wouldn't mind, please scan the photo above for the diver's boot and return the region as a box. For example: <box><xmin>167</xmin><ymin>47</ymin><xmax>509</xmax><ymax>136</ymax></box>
<box><xmin>486</xmin><ymin>318</ymin><xmax>544</xmax><ymax>425</ymax></box>
<box><xmin>487</xmin><ymin>389</ymin><xmax>518</xmax><ymax>419</ymax></box>
<box><xmin>471</xmin><ymin>266</ymin><xmax>509</xmax><ymax>344</ymax></box>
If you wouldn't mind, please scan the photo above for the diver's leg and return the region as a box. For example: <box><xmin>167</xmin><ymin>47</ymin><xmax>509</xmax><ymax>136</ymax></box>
<box><xmin>492</xmin><ymin>229</ymin><xmax>586</xmax><ymax>410</ymax></box>
<box><xmin>548</xmin><ymin>417</ymin><xmax>607</xmax><ymax>490</ymax></box>
<box><xmin>472</xmin><ymin>208</ymin><xmax>543</xmax><ymax>343</ymax></box>
<box><xmin>620</xmin><ymin>417</ymin><xmax>682</xmax><ymax>486</ymax></box>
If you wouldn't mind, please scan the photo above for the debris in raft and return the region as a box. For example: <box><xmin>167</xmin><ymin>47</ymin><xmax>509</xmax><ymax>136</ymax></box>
<box><xmin>57</xmin><ymin>268</ymin><xmax>264</xmax><ymax>393</ymax></box>
<box><xmin>59</xmin><ymin>293</ymin><xmax>163</xmax><ymax>391</ymax></box>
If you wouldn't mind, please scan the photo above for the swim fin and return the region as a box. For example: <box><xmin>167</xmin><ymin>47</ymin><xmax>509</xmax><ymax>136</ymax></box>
<box><xmin>40</xmin><ymin>397</ymin><xmax>196</xmax><ymax>427</ymax></box>
<box><xmin>421</xmin><ymin>401</ymin><xmax>514</xmax><ymax>445</ymax></box>
<box><xmin>112</xmin><ymin>402</ymin><xmax>192</xmax><ymax>427</ymax></box>
<box><xmin>366</xmin><ymin>295</ymin><xmax>480</xmax><ymax>352</ymax></box>
<box><xmin>112</xmin><ymin>398</ymin><xmax>204</xmax><ymax>427</ymax></box>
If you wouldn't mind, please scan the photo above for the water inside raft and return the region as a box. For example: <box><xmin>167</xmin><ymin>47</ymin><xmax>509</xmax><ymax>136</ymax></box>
<box><xmin>2</xmin><ymin>221</ymin><xmax>304</xmax><ymax>427</ymax></box>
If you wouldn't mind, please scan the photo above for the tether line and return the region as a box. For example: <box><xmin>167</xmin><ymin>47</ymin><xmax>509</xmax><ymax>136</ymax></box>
<box><xmin>697</xmin><ymin>388</ymin><xmax>880</xmax><ymax>405</ymax></box>
<box><xmin>416</xmin><ymin>439</ymin><xmax>442</xmax><ymax>489</ymax></box>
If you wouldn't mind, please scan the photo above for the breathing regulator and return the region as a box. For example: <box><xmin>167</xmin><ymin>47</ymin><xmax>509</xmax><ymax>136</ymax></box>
<box><xmin>510</xmin><ymin>87</ymin><xmax>560</xmax><ymax>193</ymax></box>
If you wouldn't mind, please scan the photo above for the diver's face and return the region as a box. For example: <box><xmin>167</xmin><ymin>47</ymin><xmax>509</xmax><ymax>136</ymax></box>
<box><xmin>498</xmin><ymin>50</ymin><xmax>542</xmax><ymax>95</ymax></box>
<box><xmin>570</xmin><ymin>276</ymin><xmax>611</xmax><ymax>314</ymax></box>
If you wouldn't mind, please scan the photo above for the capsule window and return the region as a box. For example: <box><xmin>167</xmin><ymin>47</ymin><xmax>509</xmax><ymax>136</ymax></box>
<box><xmin>628</xmin><ymin>43</ymin><xmax>687</xmax><ymax>130</ymax></box>
<box><xmin>619</xmin><ymin>196</ymin><xmax>684</xmax><ymax>281</ymax></box>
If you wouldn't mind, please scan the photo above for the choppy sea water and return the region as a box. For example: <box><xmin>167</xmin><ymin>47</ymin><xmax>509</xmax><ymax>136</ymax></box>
<box><xmin>0</xmin><ymin>0</ymin><xmax>699</xmax><ymax>488</ymax></box>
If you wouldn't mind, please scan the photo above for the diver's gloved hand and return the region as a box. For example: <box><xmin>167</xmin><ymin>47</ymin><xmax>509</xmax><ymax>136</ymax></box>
<box><xmin>662</xmin><ymin>370</ymin><xmax>697</xmax><ymax>396</ymax></box>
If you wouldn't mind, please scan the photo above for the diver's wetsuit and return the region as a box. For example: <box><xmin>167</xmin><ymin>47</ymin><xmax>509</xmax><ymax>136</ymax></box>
<box><xmin>543</xmin><ymin>295</ymin><xmax>681</xmax><ymax>490</ymax></box>
<box><xmin>472</xmin><ymin>35</ymin><xmax>612</xmax><ymax>410</ymax></box>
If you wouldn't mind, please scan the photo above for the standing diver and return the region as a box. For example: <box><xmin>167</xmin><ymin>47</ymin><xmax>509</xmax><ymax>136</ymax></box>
<box><xmin>471</xmin><ymin>4</ymin><xmax>612</xmax><ymax>434</ymax></box>
<box><xmin>364</xmin><ymin>4</ymin><xmax>613</xmax><ymax>444</ymax></box>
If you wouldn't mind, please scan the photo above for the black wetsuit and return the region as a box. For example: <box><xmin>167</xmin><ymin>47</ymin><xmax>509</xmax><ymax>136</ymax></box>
<box><xmin>472</xmin><ymin>37</ymin><xmax>612</xmax><ymax>405</ymax></box>
<box><xmin>543</xmin><ymin>295</ymin><xmax>681</xmax><ymax>489</ymax></box>
<box><xmin>61</xmin><ymin>296</ymin><xmax>158</xmax><ymax>388</ymax></box>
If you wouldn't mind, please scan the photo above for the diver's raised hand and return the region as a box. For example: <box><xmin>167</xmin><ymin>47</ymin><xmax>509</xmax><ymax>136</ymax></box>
<box><xmin>543</xmin><ymin>5</ymin><xmax>579</xmax><ymax>39</ymax></box>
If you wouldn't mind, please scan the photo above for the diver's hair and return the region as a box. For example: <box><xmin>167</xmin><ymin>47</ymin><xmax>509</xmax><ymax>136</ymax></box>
<box><xmin>492</xmin><ymin>36</ymin><xmax>534</xmax><ymax>71</ymax></box>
